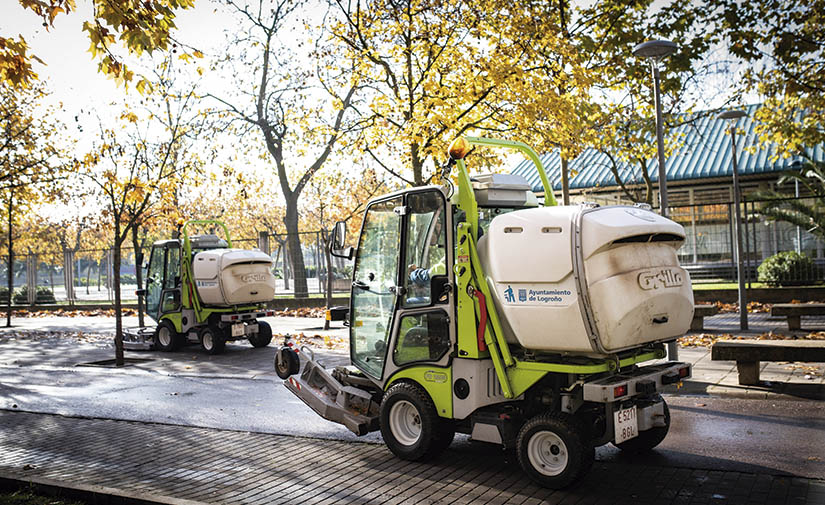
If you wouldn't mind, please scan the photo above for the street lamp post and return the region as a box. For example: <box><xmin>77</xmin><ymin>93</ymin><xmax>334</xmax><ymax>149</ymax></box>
<box><xmin>633</xmin><ymin>40</ymin><xmax>678</xmax><ymax>219</ymax></box>
<box><xmin>718</xmin><ymin>109</ymin><xmax>749</xmax><ymax>330</ymax></box>
<box><xmin>633</xmin><ymin>39</ymin><xmax>679</xmax><ymax>359</ymax></box>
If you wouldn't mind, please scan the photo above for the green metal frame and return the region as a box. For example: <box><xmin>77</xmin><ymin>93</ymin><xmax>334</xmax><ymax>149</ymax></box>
<box><xmin>382</xmin><ymin>137</ymin><xmax>664</xmax><ymax>412</ymax></box>
<box><xmin>177</xmin><ymin>219</ymin><xmax>258</xmax><ymax>326</ymax></box>
<box><xmin>451</xmin><ymin>137</ymin><xmax>660</xmax><ymax>400</ymax></box>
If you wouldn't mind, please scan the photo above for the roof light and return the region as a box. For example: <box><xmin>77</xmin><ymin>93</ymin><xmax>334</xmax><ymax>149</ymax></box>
<box><xmin>448</xmin><ymin>137</ymin><xmax>471</xmax><ymax>160</ymax></box>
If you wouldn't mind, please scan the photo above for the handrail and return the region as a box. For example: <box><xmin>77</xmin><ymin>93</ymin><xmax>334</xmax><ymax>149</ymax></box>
<box><xmin>462</xmin><ymin>136</ymin><xmax>558</xmax><ymax>206</ymax></box>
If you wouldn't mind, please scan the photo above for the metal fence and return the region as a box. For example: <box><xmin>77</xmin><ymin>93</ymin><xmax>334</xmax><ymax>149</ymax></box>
<box><xmin>0</xmin><ymin>230</ymin><xmax>353</xmax><ymax>306</ymax></box>
<box><xmin>671</xmin><ymin>196</ymin><xmax>824</xmax><ymax>284</ymax></box>
<box><xmin>3</xmin><ymin>197</ymin><xmax>822</xmax><ymax>305</ymax></box>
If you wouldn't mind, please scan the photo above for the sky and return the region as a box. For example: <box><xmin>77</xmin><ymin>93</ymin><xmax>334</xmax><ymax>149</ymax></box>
<box><xmin>4</xmin><ymin>0</ymin><xmax>754</xmax><ymax>221</ymax></box>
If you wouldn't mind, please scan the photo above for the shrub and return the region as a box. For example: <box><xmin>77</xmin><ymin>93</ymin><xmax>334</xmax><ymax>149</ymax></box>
<box><xmin>12</xmin><ymin>285</ymin><xmax>57</xmax><ymax>304</ymax></box>
<box><xmin>757</xmin><ymin>251</ymin><xmax>820</xmax><ymax>287</ymax></box>
<box><xmin>0</xmin><ymin>287</ymin><xmax>8</xmax><ymax>303</ymax></box>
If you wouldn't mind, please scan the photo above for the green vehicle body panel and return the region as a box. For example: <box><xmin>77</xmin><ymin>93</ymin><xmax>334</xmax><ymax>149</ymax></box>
<box><xmin>160</xmin><ymin>312</ymin><xmax>183</xmax><ymax>333</ymax></box>
<box><xmin>385</xmin><ymin>366</ymin><xmax>453</xmax><ymax>419</ymax></box>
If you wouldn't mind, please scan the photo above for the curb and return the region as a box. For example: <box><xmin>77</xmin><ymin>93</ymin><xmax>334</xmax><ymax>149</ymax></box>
<box><xmin>0</xmin><ymin>470</ymin><xmax>207</xmax><ymax>505</ymax></box>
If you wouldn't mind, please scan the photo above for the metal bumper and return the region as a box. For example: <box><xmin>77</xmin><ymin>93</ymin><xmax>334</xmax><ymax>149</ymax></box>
<box><xmin>582</xmin><ymin>361</ymin><xmax>692</xmax><ymax>402</ymax></box>
<box><xmin>282</xmin><ymin>350</ymin><xmax>379</xmax><ymax>436</ymax></box>
<box><xmin>219</xmin><ymin>310</ymin><xmax>275</xmax><ymax>322</ymax></box>
<box><xmin>121</xmin><ymin>326</ymin><xmax>155</xmax><ymax>351</ymax></box>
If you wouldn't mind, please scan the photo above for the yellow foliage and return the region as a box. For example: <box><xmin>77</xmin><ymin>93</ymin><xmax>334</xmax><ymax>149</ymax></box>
<box><xmin>4</xmin><ymin>0</ymin><xmax>195</xmax><ymax>88</ymax></box>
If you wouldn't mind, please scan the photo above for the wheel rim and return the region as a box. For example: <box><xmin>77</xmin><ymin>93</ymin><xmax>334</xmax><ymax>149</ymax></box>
<box><xmin>276</xmin><ymin>350</ymin><xmax>288</xmax><ymax>374</ymax></box>
<box><xmin>389</xmin><ymin>400</ymin><xmax>422</xmax><ymax>446</ymax></box>
<box><xmin>527</xmin><ymin>431</ymin><xmax>569</xmax><ymax>476</ymax></box>
<box><xmin>202</xmin><ymin>331</ymin><xmax>213</xmax><ymax>350</ymax></box>
<box><xmin>158</xmin><ymin>327</ymin><xmax>172</xmax><ymax>347</ymax></box>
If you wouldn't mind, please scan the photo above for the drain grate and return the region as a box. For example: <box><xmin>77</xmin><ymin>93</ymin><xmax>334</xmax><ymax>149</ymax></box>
<box><xmin>76</xmin><ymin>358</ymin><xmax>155</xmax><ymax>368</ymax></box>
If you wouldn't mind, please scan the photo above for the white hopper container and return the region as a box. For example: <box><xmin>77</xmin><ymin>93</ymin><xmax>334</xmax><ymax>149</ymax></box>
<box><xmin>193</xmin><ymin>249</ymin><xmax>276</xmax><ymax>305</ymax></box>
<box><xmin>477</xmin><ymin>205</ymin><xmax>694</xmax><ymax>355</ymax></box>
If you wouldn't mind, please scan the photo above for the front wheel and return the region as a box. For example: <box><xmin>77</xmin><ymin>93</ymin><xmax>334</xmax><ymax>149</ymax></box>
<box><xmin>613</xmin><ymin>397</ymin><xmax>670</xmax><ymax>453</ymax></box>
<box><xmin>249</xmin><ymin>321</ymin><xmax>273</xmax><ymax>348</ymax></box>
<box><xmin>516</xmin><ymin>412</ymin><xmax>594</xmax><ymax>489</ymax></box>
<box><xmin>275</xmin><ymin>346</ymin><xmax>300</xmax><ymax>379</ymax></box>
<box><xmin>154</xmin><ymin>320</ymin><xmax>180</xmax><ymax>352</ymax></box>
<box><xmin>379</xmin><ymin>382</ymin><xmax>449</xmax><ymax>461</ymax></box>
<box><xmin>199</xmin><ymin>326</ymin><xmax>226</xmax><ymax>355</ymax></box>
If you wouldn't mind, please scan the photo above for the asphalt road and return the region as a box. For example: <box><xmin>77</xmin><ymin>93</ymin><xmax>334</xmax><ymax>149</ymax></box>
<box><xmin>1</xmin><ymin>317</ymin><xmax>824</xmax><ymax>481</ymax></box>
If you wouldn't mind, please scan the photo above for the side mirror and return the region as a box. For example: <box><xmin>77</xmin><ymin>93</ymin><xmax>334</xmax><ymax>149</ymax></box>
<box><xmin>332</xmin><ymin>221</ymin><xmax>347</xmax><ymax>250</ymax></box>
<box><xmin>330</xmin><ymin>221</ymin><xmax>354</xmax><ymax>260</ymax></box>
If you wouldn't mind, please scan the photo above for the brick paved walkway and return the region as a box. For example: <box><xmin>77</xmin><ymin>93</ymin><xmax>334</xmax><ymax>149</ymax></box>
<box><xmin>0</xmin><ymin>411</ymin><xmax>822</xmax><ymax>505</ymax></box>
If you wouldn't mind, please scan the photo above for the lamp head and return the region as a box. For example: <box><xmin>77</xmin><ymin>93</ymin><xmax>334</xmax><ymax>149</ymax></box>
<box><xmin>633</xmin><ymin>40</ymin><xmax>678</xmax><ymax>60</ymax></box>
<box><xmin>717</xmin><ymin>110</ymin><xmax>747</xmax><ymax>121</ymax></box>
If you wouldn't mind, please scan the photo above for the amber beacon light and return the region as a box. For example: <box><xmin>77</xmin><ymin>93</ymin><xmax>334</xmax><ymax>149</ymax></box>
<box><xmin>448</xmin><ymin>137</ymin><xmax>471</xmax><ymax>160</ymax></box>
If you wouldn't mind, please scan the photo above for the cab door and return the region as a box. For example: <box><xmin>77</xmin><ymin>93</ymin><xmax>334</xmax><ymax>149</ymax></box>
<box><xmin>145</xmin><ymin>245</ymin><xmax>165</xmax><ymax>321</ymax></box>
<box><xmin>144</xmin><ymin>242</ymin><xmax>182</xmax><ymax>322</ymax></box>
<box><xmin>350</xmin><ymin>196</ymin><xmax>403</xmax><ymax>380</ymax></box>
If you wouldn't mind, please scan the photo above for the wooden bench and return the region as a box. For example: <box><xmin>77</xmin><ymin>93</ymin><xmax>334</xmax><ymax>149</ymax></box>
<box><xmin>770</xmin><ymin>303</ymin><xmax>825</xmax><ymax>331</ymax></box>
<box><xmin>711</xmin><ymin>339</ymin><xmax>825</xmax><ymax>385</ymax></box>
<box><xmin>691</xmin><ymin>304</ymin><xmax>719</xmax><ymax>331</ymax></box>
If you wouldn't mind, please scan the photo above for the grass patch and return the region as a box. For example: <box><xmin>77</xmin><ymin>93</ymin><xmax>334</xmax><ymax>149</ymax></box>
<box><xmin>0</xmin><ymin>488</ymin><xmax>86</xmax><ymax>505</ymax></box>
<box><xmin>692</xmin><ymin>282</ymin><xmax>824</xmax><ymax>290</ymax></box>
<box><xmin>692</xmin><ymin>282</ymin><xmax>770</xmax><ymax>290</ymax></box>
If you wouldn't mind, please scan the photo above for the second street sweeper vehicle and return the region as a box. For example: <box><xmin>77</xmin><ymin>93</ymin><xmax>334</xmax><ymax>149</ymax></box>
<box><xmin>124</xmin><ymin>220</ymin><xmax>278</xmax><ymax>354</ymax></box>
<box><xmin>275</xmin><ymin>137</ymin><xmax>694</xmax><ymax>488</ymax></box>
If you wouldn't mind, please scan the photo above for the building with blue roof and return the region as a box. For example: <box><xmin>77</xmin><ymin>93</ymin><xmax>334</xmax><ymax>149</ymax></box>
<box><xmin>509</xmin><ymin>104</ymin><xmax>824</xmax><ymax>278</ymax></box>
<box><xmin>510</xmin><ymin>103</ymin><xmax>824</xmax><ymax>207</ymax></box>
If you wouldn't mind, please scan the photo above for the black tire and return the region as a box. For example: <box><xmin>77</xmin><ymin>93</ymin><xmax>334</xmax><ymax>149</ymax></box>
<box><xmin>275</xmin><ymin>346</ymin><xmax>300</xmax><ymax>379</ymax></box>
<box><xmin>379</xmin><ymin>382</ymin><xmax>449</xmax><ymax>461</ymax></box>
<box><xmin>431</xmin><ymin>420</ymin><xmax>456</xmax><ymax>453</ymax></box>
<box><xmin>613</xmin><ymin>397</ymin><xmax>670</xmax><ymax>453</ymax></box>
<box><xmin>249</xmin><ymin>321</ymin><xmax>273</xmax><ymax>348</ymax></box>
<box><xmin>516</xmin><ymin>412</ymin><xmax>594</xmax><ymax>489</ymax></box>
<box><xmin>154</xmin><ymin>319</ymin><xmax>180</xmax><ymax>352</ymax></box>
<box><xmin>199</xmin><ymin>326</ymin><xmax>226</xmax><ymax>355</ymax></box>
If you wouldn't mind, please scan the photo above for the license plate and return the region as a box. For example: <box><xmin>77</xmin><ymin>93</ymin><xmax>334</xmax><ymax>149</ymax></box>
<box><xmin>231</xmin><ymin>323</ymin><xmax>245</xmax><ymax>337</ymax></box>
<box><xmin>614</xmin><ymin>405</ymin><xmax>638</xmax><ymax>443</ymax></box>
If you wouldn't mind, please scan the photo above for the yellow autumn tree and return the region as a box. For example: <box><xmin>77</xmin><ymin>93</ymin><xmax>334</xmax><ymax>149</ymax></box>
<box><xmin>2</xmin><ymin>0</ymin><xmax>196</xmax><ymax>89</ymax></box>
<box><xmin>0</xmin><ymin>81</ymin><xmax>74</xmax><ymax>324</ymax></box>
<box><xmin>210</xmin><ymin>0</ymin><xmax>361</xmax><ymax>298</ymax></box>
<box><xmin>82</xmin><ymin>58</ymin><xmax>208</xmax><ymax>365</ymax></box>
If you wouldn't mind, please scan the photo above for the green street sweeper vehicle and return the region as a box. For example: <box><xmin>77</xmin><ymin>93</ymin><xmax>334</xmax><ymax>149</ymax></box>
<box><xmin>275</xmin><ymin>137</ymin><xmax>694</xmax><ymax>488</ymax></box>
<box><xmin>124</xmin><ymin>220</ymin><xmax>278</xmax><ymax>354</ymax></box>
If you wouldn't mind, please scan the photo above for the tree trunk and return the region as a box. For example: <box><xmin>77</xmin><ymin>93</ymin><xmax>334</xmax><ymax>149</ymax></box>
<box><xmin>131</xmin><ymin>224</ymin><xmax>145</xmax><ymax>328</ymax></box>
<box><xmin>284</xmin><ymin>198</ymin><xmax>308</xmax><ymax>298</ymax></box>
<box><xmin>411</xmin><ymin>143</ymin><xmax>424</xmax><ymax>186</ymax></box>
<box><xmin>6</xmin><ymin>193</ymin><xmax>13</xmax><ymax>328</ymax></box>
<box><xmin>113</xmin><ymin>224</ymin><xmax>125</xmax><ymax>367</ymax></box>
<box><xmin>560</xmin><ymin>156</ymin><xmax>570</xmax><ymax>205</ymax></box>
<box><xmin>85</xmin><ymin>261</ymin><xmax>91</xmax><ymax>294</ymax></box>
<box><xmin>96</xmin><ymin>257</ymin><xmax>102</xmax><ymax>291</ymax></box>
<box><xmin>638</xmin><ymin>158</ymin><xmax>654</xmax><ymax>206</ymax></box>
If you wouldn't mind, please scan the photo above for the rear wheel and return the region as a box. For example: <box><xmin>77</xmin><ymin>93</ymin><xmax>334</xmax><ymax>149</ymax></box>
<box><xmin>380</xmin><ymin>382</ymin><xmax>450</xmax><ymax>461</ymax></box>
<box><xmin>517</xmin><ymin>412</ymin><xmax>594</xmax><ymax>489</ymax></box>
<box><xmin>614</xmin><ymin>396</ymin><xmax>670</xmax><ymax>453</ymax></box>
<box><xmin>249</xmin><ymin>320</ymin><xmax>273</xmax><ymax>348</ymax></box>
<box><xmin>199</xmin><ymin>326</ymin><xmax>226</xmax><ymax>355</ymax></box>
<box><xmin>154</xmin><ymin>320</ymin><xmax>180</xmax><ymax>352</ymax></box>
<box><xmin>275</xmin><ymin>346</ymin><xmax>300</xmax><ymax>379</ymax></box>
